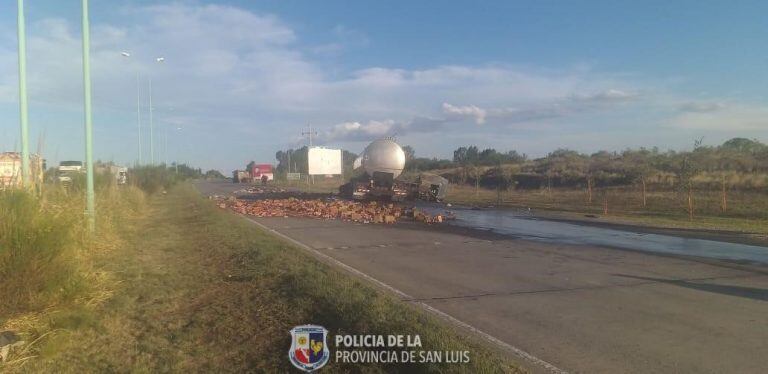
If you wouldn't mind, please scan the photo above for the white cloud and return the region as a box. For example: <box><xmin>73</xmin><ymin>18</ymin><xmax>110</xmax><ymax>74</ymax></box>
<box><xmin>670</xmin><ymin>104</ymin><xmax>768</xmax><ymax>131</ymax></box>
<box><xmin>571</xmin><ymin>89</ymin><xmax>637</xmax><ymax>102</ymax></box>
<box><xmin>442</xmin><ymin>103</ymin><xmax>487</xmax><ymax>124</ymax></box>
<box><xmin>324</xmin><ymin>120</ymin><xmax>403</xmax><ymax>141</ymax></box>
<box><xmin>678</xmin><ymin>101</ymin><xmax>726</xmax><ymax>113</ymax></box>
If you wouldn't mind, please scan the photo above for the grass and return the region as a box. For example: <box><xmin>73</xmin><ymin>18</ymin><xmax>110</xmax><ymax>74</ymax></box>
<box><xmin>0</xmin><ymin>190</ymin><xmax>79</xmax><ymax>317</ymax></box>
<box><xmin>446</xmin><ymin>184</ymin><xmax>768</xmax><ymax>236</ymax></box>
<box><xmin>0</xmin><ymin>183</ymin><xmax>147</xmax><ymax>370</ymax></box>
<box><xmin>3</xmin><ymin>183</ymin><xmax>520</xmax><ymax>373</ymax></box>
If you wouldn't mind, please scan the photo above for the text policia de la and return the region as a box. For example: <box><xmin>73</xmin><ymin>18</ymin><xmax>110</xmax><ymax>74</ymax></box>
<box><xmin>334</xmin><ymin>335</ymin><xmax>471</xmax><ymax>364</ymax></box>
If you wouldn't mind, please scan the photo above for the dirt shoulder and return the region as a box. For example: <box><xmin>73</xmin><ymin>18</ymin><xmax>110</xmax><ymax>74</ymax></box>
<box><xmin>17</xmin><ymin>184</ymin><xmax>520</xmax><ymax>373</ymax></box>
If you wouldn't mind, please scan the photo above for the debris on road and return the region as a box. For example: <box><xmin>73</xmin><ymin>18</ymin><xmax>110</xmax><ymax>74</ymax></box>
<box><xmin>234</xmin><ymin>186</ymin><xmax>288</xmax><ymax>194</ymax></box>
<box><xmin>217</xmin><ymin>197</ymin><xmax>454</xmax><ymax>225</ymax></box>
<box><xmin>411</xmin><ymin>208</ymin><xmax>455</xmax><ymax>224</ymax></box>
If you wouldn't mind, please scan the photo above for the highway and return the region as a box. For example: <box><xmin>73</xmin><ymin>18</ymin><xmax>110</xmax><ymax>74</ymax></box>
<box><xmin>197</xmin><ymin>180</ymin><xmax>768</xmax><ymax>373</ymax></box>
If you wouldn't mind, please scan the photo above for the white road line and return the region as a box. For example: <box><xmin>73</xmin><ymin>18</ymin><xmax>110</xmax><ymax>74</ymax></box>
<box><xmin>246</xmin><ymin>217</ymin><xmax>568</xmax><ymax>374</ymax></box>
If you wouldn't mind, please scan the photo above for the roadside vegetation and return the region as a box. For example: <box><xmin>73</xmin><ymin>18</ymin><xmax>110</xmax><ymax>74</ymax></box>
<box><xmin>0</xmin><ymin>165</ymin><xmax>189</xmax><ymax>370</ymax></box>
<box><xmin>0</xmin><ymin>178</ymin><xmax>147</xmax><ymax>370</ymax></box>
<box><xmin>273</xmin><ymin>137</ymin><xmax>768</xmax><ymax>235</ymax></box>
<box><xmin>1</xmin><ymin>171</ymin><xmax>519</xmax><ymax>372</ymax></box>
<box><xmin>432</xmin><ymin>138</ymin><xmax>768</xmax><ymax>234</ymax></box>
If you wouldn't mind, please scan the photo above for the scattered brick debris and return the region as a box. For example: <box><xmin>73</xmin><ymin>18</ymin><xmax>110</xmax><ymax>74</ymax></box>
<box><xmin>217</xmin><ymin>197</ymin><xmax>454</xmax><ymax>225</ymax></box>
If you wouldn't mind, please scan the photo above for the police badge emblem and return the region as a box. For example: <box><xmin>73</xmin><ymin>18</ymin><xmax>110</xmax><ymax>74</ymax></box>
<box><xmin>289</xmin><ymin>325</ymin><xmax>330</xmax><ymax>372</ymax></box>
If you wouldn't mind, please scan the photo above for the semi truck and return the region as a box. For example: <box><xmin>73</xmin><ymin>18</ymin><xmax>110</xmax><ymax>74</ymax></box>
<box><xmin>57</xmin><ymin>161</ymin><xmax>83</xmax><ymax>183</ymax></box>
<box><xmin>340</xmin><ymin>138</ymin><xmax>448</xmax><ymax>202</ymax></box>
<box><xmin>232</xmin><ymin>170</ymin><xmax>251</xmax><ymax>183</ymax></box>
<box><xmin>233</xmin><ymin>164</ymin><xmax>274</xmax><ymax>184</ymax></box>
<box><xmin>251</xmin><ymin>164</ymin><xmax>274</xmax><ymax>184</ymax></box>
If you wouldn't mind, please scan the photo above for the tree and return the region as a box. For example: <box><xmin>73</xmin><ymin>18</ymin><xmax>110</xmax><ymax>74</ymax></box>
<box><xmin>204</xmin><ymin>169</ymin><xmax>225</xmax><ymax>179</ymax></box>
<box><xmin>720</xmin><ymin>137</ymin><xmax>765</xmax><ymax>154</ymax></box>
<box><xmin>453</xmin><ymin>146</ymin><xmax>468</xmax><ymax>164</ymax></box>
<box><xmin>453</xmin><ymin>146</ymin><xmax>480</xmax><ymax>165</ymax></box>
<box><xmin>470</xmin><ymin>164</ymin><xmax>483</xmax><ymax>200</ymax></box>
<box><xmin>505</xmin><ymin>150</ymin><xmax>527</xmax><ymax>164</ymax></box>
<box><xmin>673</xmin><ymin>156</ymin><xmax>698</xmax><ymax>221</ymax></box>
<box><xmin>274</xmin><ymin>147</ymin><xmax>308</xmax><ymax>174</ymax></box>
<box><xmin>402</xmin><ymin>145</ymin><xmax>415</xmax><ymax>162</ymax></box>
<box><xmin>621</xmin><ymin>148</ymin><xmax>655</xmax><ymax>207</ymax></box>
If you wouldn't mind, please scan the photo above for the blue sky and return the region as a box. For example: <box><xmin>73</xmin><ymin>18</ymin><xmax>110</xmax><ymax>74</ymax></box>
<box><xmin>0</xmin><ymin>0</ymin><xmax>766</xmax><ymax>172</ymax></box>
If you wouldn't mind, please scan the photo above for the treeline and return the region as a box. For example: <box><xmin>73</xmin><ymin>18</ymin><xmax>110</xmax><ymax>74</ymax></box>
<box><xmin>406</xmin><ymin>146</ymin><xmax>527</xmax><ymax>172</ymax></box>
<box><xmin>408</xmin><ymin>138</ymin><xmax>768</xmax><ymax>190</ymax></box>
<box><xmin>130</xmin><ymin>163</ymin><xmax>203</xmax><ymax>194</ymax></box>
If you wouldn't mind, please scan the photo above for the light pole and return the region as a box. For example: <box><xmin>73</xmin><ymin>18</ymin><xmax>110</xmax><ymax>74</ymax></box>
<box><xmin>148</xmin><ymin>57</ymin><xmax>164</xmax><ymax>165</ymax></box>
<box><xmin>122</xmin><ymin>54</ymin><xmax>163</xmax><ymax>165</ymax></box>
<box><xmin>173</xmin><ymin>126</ymin><xmax>182</xmax><ymax>174</ymax></box>
<box><xmin>149</xmin><ymin>77</ymin><xmax>154</xmax><ymax>164</ymax></box>
<box><xmin>162</xmin><ymin>107</ymin><xmax>175</xmax><ymax>166</ymax></box>
<box><xmin>82</xmin><ymin>0</ymin><xmax>95</xmax><ymax>232</ymax></box>
<box><xmin>164</xmin><ymin>121</ymin><xmax>168</xmax><ymax>166</ymax></box>
<box><xmin>120</xmin><ymin>52</ymin><xmax>141</xmax><ymax>165</ymax></box>
<box><xmin>17</xmin><ymin>0</ymin><xmax>30</xmax><ymax>187</ymax></box>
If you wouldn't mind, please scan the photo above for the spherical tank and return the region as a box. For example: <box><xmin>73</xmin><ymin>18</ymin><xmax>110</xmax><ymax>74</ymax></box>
<box><xmin>361</xmin><ymin>139</ymin><xmax>406</xmax><ymax>178</ymax></box>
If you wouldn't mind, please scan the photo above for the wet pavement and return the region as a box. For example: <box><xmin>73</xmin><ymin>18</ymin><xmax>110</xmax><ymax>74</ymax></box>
<box><xmin>425</xmin><ymin>206</ymin><xmax>768</xmax><ymax>264</ymax></box>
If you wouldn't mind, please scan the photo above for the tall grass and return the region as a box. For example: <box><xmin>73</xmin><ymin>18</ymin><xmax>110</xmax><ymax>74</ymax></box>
<box><xmin>0</xmin><ymin>190</ymin><xmax>79</xmax><ymax>317</ymax></box>
<box><xmin>0</xmin><ymin>184</ymin><xmax>147</xmax><ymax>341</ymax></box>
<box><xmin>1</xmin><ymin>162</ymin><xmax>193</xmax><ymax>322</ymax></box>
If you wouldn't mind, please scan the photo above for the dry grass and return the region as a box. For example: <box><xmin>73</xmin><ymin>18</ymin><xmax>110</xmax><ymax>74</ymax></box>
<box><xmin>447</xmin><ymin>184</ymin><xmax>768</xmax><ymax>235</ymax></box>
<box><xmin>0</xmin><ymin>185</ymin><xmax>147</xmax><ymax>372</ymax></box>
<box><xmin>4</xmin><ymin>184</ymin><xmax>521</xmax><ymax>373</ymax></box>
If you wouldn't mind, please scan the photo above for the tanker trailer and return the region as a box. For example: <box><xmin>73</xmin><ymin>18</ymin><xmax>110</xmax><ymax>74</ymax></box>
<box><xmin>341</xmin><ymin>138</ymin><xmax>415</xmax><ymax>201</ymax></box>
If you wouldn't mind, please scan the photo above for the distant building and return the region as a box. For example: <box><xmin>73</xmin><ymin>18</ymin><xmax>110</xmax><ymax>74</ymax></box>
<box><xmin>0</xmin><ymin>152</ymin><xmax>44</xmax><ymax>189</ymax></box>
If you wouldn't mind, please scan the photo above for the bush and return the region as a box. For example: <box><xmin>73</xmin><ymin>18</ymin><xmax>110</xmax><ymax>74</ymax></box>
<box><xmin>130</xmin><ymin>164</ymin><xmax>202</xmax><ymax>194</ymax></box>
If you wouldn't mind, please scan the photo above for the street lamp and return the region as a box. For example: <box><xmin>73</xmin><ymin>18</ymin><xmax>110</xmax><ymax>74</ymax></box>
<box><xmin>121</xmin><ymin>54</ymin><xmax>164</xmax><ymax>165</ymax></box>
<box><xmin>173</xmin><ymin>126</ymin><xmax>182</xmax><ymax>174</ymax></box>
<box><xmin>17</xmin><ymin>0</ymin><xmax>30</xmax><ymax>187</ymax></box>
<box><xmin>160</xmin><ymin>107</ymin><xmax>175</xmax><ymax>166</ymax></box>
<box><xmin>82</xmin><ymin>0</ymin><xmax>95</xmax><ymax>232</ymax></box>
<box><xmin>120</xmin><ymin>51</ymin><xmax>141</xmax><ymax>165</ymax></box>
<box><xmin>149</xmin><ymin>57</ymin><xmax>164</xmax><ymax>165</ymax></box>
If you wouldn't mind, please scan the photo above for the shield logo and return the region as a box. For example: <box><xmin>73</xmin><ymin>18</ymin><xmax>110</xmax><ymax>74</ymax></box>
<box><xmin>289</xmin><ymin>325</ymin><xmax>330</xmax><ymax>372</ymax></box>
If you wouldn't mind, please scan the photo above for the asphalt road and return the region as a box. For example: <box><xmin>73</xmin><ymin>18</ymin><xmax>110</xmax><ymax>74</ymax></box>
<box><xmin>196</xmin><ymin>181</ymin><xmax>768</xmax><ymax>373</ymax></box>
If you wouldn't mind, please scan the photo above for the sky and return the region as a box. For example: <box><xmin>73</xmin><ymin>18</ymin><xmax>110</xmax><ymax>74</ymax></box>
<box><xmin>0</xmin><ymin>0</ymin><xmax>767</xmax><ymax>172</ymax></box>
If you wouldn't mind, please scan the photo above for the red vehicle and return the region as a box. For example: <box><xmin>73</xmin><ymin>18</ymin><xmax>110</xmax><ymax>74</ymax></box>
<box><xmin>250</xmin><ymin>164</ymin><xmax>274</xmax><ymax>183</ymax></box>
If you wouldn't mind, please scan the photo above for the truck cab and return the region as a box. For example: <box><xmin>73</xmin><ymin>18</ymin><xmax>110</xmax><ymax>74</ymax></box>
<box><xmin>57</xmin><ymin>161</ymin><xmax>84</xmax><ymax>183</ymax></box>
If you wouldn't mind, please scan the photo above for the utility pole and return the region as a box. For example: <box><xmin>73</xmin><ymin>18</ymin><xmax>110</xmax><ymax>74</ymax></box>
<box><xmin>17</xmin><ymin>0</ymin><xmax>30</xmax><ymax>187</ymax></box>
<box><xmin>302</xmin><ymin>124</ymin><xmax>317</xmax><ymax>147</ymax></box>
<box><xmin>122</xmin><ymin>53</ymin><xmax>163</xmax><ymax>165</ymax></box>
<box><xmin>149</xmin><ymin>78</ymin><xmax>154</xmax><ymax>165</ymax></box>
<box><xmin>301</xmin><ymin>124</ymin><xmax>318</xmax><ymax>186</ymax></box>
<box><xmin>82</xmin><ymin>0</ymin><xmax>95</xmax><ymax>232</ymax></box>
<box><xmin>136</xmin><ymin>71</ymin><xmax>141</xmax><ymax>165</ymax></box>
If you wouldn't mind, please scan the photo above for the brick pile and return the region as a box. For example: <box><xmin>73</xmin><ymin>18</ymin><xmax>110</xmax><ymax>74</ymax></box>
<box><xmin>223</xmin><ymin>198</ymin><xmax>402</xmax><ymax>224</ymax></box>
<box><xmin>217</xmin><ymin>197</ymin><xmax>453</xmax><ymax>225</ymax></box>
